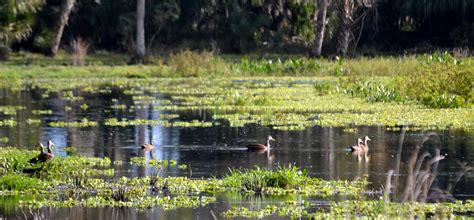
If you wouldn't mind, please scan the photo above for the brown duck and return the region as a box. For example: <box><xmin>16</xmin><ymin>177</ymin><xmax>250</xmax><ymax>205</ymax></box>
<box><xmin>361</xmin><ymin>136</ymin><xmax>371</xmax><ymax>152</ymax></box>
<box><xmin>350</xmin><ymin>138</ymin><xmax>363</xmax><ymax>152</ymax></box>
<box><xmin>29</xmin><ymin>140</ymin><xmax>55</xmax><ymax>163</ymax></box>
<box><xmin>247</xmin><ymin>135</ymin><xmax>275</xmax><ymax>151</ymax></box>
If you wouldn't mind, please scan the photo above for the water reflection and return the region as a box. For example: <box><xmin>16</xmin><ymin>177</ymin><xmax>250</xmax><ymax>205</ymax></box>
<box><xmin>386</xmin><ymin>128</ymin><xmax>473</xmax><ymax>203</ymax></box>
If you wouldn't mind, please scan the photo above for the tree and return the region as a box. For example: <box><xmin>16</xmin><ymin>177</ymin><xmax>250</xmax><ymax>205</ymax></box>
<box><xmin>0</xmin><ymin>0</ymin><xmax>44</xmax><ymax>48</ymax></box>
<box><xmin>50</xmin><ymin>0</ymin><xmax>76</xmax><ymax>56</ymax></box>
<box><xmin>311</xmin><ymin>0</ymin><xmax>329</xmax><ymax>57</ymax></box>
<box><xmin>336</xmin><ymin>0</ymin><xmax>356</xmax><ymax>57</ymax></box>
<box><xmin>133</xmin><ymin>0</ymin><xmax>146</xmax><ymax>63</ymax></box>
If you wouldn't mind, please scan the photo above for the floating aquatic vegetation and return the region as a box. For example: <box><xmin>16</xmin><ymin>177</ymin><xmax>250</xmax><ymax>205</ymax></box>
<box><xmin>159</xmin><ymin>113</ymin><xmax>180</xmax><ymax>119</ymax></box>
<box><xmin>223</xmin><ymin>199</ymin><xmax>474</xmax><ymax>219</ymax></box>
<box><xmin>0</xmin><ymin>148</ymin><xmax>372</xmax><ymax>212</ymax></box>
<box><xmin>31</xmin><ymin>110</ymin><xmax>52</xmax><ymax>115</ymax></box>
<box><xmin>104</xmin><ymin>118</ymin><xmax>217</xmax><ymax>127</ymax></box>
<box><xmin>0</xmin><ymin>119</ymin><xmax>16</xmax><ymax>127</ymax></box>
<box><xmin>62</xmin><ymin>90</ymin><xmax>83</xmax><ymax>101</ymax></box>
<box><xmin>130</xmin><ymin>157</ymin><xmax>177</xmax><ymax>167</ymax></box>
<box><xmin>222</xmin><ymin>165</ymin><xmax>368</xmax><ymax>196</ymax></box>
<box><xmin>0</xmin><ymin>105</ymin><xmax>24</xmax><ymax>115</ymax></box>
<box><xmin>48</xmin><ymin>118</ymin><xmax>98</xmax><ymax>127</ymax></box>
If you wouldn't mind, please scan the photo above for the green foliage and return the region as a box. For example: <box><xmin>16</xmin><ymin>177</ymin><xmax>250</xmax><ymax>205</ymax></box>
<box><xmin>238</xmin><ymin>57</ymin><xmax>320</xmax><ymax>76</ymax></box>
<box><xmin>0</xmin><ymin>174</ymin><xmax>43</xmax><ymax>191</ymax></box>
<box><xmin>224</xmin><ymin>199</ymin><xmax>474</xmax><ymax>219</ymax></box>
<box><xmin>342</xmin><ymin>78</ymin><xmax>403</xmax><ymax>103</ymax></box>
<box><xmin>223</xmin><ymin>165</ymin><xmax>307</xmax><ymax>193</ymax></box>
<box><xmin>0</xmin><ymin>0</ymin><xmax>44</xmax><ymax>45</ymax></box>
<box><xmin>168</xmin><ymin>50</ymin><xmax>229</xmax><ymax>77</ymax></box>
<box><xmin>395</xmin><ymin>59</ymin><xmax>473</xmax><ymax>108</ymax></box>
<box><xmin>314</xmin><ymin>80</ymin><xmax>336</xmax><ymax>95</ymax></box>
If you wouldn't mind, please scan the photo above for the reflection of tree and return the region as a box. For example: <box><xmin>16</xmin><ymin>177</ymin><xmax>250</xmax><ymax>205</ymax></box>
<box><xmin>386</xmin><ymin>128</ymin><xmax>472</xmax><ymax>202</ymax></box>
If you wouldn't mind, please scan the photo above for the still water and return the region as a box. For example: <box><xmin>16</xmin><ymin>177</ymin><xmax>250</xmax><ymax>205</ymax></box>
<box><xmin>0</xmin><ymin>84</ymin><xmax>472</xmax><ymax>219</ymax></box>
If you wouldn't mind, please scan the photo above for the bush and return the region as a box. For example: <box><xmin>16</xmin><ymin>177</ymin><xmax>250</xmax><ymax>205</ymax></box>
<box><xmin>168</xmin><ymin>50</ymin><xmax>229</xmax><ymax>77</ymax></box>
<box><xmin>342</xmin><ymin>77</ymin><xmax>403</xmax><ymax>103</ymax></box>
<box><xmin>395</xmin><ymin>61</ymin><xmax>473</xmax><ymax>108</ymax></box>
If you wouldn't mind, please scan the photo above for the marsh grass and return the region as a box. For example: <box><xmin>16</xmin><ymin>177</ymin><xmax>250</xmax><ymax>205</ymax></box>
<box><xmin>70</xmin><ymin>37</ymin><xmax>91</xmax><ymax>66</ymax></box>
<box><xmin>223</xmin><ymin>165</ymin><xmax>307</xmax><ymax>193</ymax></box>
<box><xmin>0</xmin><ymin>174</ymin><xmax>43</xmax><ymax>191</ymax></box>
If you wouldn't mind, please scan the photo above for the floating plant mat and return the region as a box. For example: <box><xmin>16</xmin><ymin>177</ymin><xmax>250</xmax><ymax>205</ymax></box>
<box><xmin>0</xmin><ymin>77</ymin><xmax>471</xmax><ymax>130</ymax></box>
<box><xmin>1</xmin><ymin>147</ymin><xmax>473</xmax><ymax>218</ymax></box>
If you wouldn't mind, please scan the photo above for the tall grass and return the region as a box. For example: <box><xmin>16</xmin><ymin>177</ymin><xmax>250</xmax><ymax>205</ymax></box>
<box><xmin>0</xmin><ymin>174</ymin><xmax>43</xmax><ymax>191</ymax></box>
<box><xmin>70</xmin><ymin>37</ymin><xmax>91</xmax><ymax>66</ymax></box>
<box><xmin>223</xmin><ymin>165</ymin><xmax>306</xmax><ymax>193</ymax></box>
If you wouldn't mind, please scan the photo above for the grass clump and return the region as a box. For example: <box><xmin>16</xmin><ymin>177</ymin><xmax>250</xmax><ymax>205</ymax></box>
<box><xmin>223</xmin><ymin>165</ymin><xmax>306</xmax><ymax>193</ymax></box>
<box><xmin>168</xmin><ymin>50</ymin><xmax>229</xmax><ymax>77</ymax></box>
<box><xmin>0</xmin><ymin>174</ymin><xmax>43</xmax><ymax>192</ymax></box>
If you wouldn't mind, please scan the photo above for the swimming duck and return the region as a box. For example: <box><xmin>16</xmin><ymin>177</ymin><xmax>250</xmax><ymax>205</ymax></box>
<box><xmin>350</xmin><ymin>138</ymin><xmax>364</xmax><ymax>152</ymax></box>
<box><xmin>361</xmin><ymin>136</ymin><xmax>371</xmax><ymax>151</ymax></box>
<box><xmin>247</xmin><ymin>135</ymin><xmax>275</xmax><ymax>151</ymax></box>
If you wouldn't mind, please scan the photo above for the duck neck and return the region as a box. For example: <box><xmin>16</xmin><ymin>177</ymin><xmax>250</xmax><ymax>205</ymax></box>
<box><xmin>267</xmin><ymin>139</ymin><xmax>271</xmax><ymax>149</ymax></box>
<box><xmin>47</xmin><ymin>145</ymin><xmax>52</xmax><ymax>154</ymax></box>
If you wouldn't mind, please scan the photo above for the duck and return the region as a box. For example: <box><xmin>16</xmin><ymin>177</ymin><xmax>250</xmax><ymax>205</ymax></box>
<box><xmin>350</xmin><ymin>138</ymin><xmax>364</xmax><ymax>152</ymax></box>
<box><xmin>361</xmin><ymin>136</ymin><xmax>371</xmax><ymax>151</ymax></box>
<box><xmin>247</xmin><ymin>135</ymin><xmax>275</xmax><ymax>151</ymax></box>
<box><xmin>29</xmin><ymin>140</ymin><xmax>55</xmax><ymax>164</ymax></box>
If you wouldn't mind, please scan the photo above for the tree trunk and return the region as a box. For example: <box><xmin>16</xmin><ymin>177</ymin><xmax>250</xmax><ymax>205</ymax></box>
<box><xmin>311</xmin><ymin>0</ymin><xmax>329</xmax><ymax>57</ymax></box>
<box><xmin>50</xmin><ymin>0</ymin><xmax>75</xmax><ymax>57</ymax></box>
<box><xmin>134</xmin><ymin>0</ymin><xmax>146</xmax><ymax>63</ymax></box>
<box><xmin>336</xmin><ymin>0</ymin><xmax>354</xmax><ymax>57</ymax></box>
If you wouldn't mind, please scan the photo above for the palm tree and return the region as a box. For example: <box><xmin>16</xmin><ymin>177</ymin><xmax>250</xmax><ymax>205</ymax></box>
<box><xmin>50</xmin><ymin>0</ymin><xmax>76</xmax><ymax>56</ymax></box>
<box><xmin>0</xmin><ymin>0</ymin><xmax>44</xmax><ymax>46</ymax></box>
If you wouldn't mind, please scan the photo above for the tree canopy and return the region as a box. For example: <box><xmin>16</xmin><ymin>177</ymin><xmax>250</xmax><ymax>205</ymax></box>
<box><xmin>2</xmin><ymin>0</ymin><xmax>474</xmax><ymax>57</ymax></box>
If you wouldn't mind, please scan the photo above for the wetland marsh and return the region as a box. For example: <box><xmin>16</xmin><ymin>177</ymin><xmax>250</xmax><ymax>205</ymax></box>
<box><xmin>0</xmin><ymin>75</ymin><xmax>472</xmax><ymax>219</ymax></box>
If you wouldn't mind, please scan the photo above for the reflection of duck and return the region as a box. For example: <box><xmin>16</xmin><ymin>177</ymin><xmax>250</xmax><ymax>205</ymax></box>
<box><xmin>141</xmin><ymin>137</ymin><xmax>156</xmax><ymax>151</ymax></box>
<box><xmin>247</xmin><ymin>135</ymin><xmax>275</xmax><ymax>151</ymax></box>
<box><xmin>29</xmin><ymin>140</ymin><xmax>55</xmax><ymax>163</ymax></box>
<box><xmin>141</xmin><ymin>143</ymin><xmax>154</xmax><ymax>151</ymax></box>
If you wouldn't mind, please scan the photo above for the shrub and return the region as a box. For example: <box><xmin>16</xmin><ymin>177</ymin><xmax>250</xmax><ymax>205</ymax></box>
<box><xmin>342</xmin><ymin>77</ymin><xmax>403</xmax><ymax>103</ymax></box>
<box><xmin>395</xmin><ymin>61</ymin><xmax>473</xmax><ymax>108</ymax></box>
<box><xmin>168</xmin><ymin>50</ymin><xmax>229</xmax><ymax>77</ymax></box>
